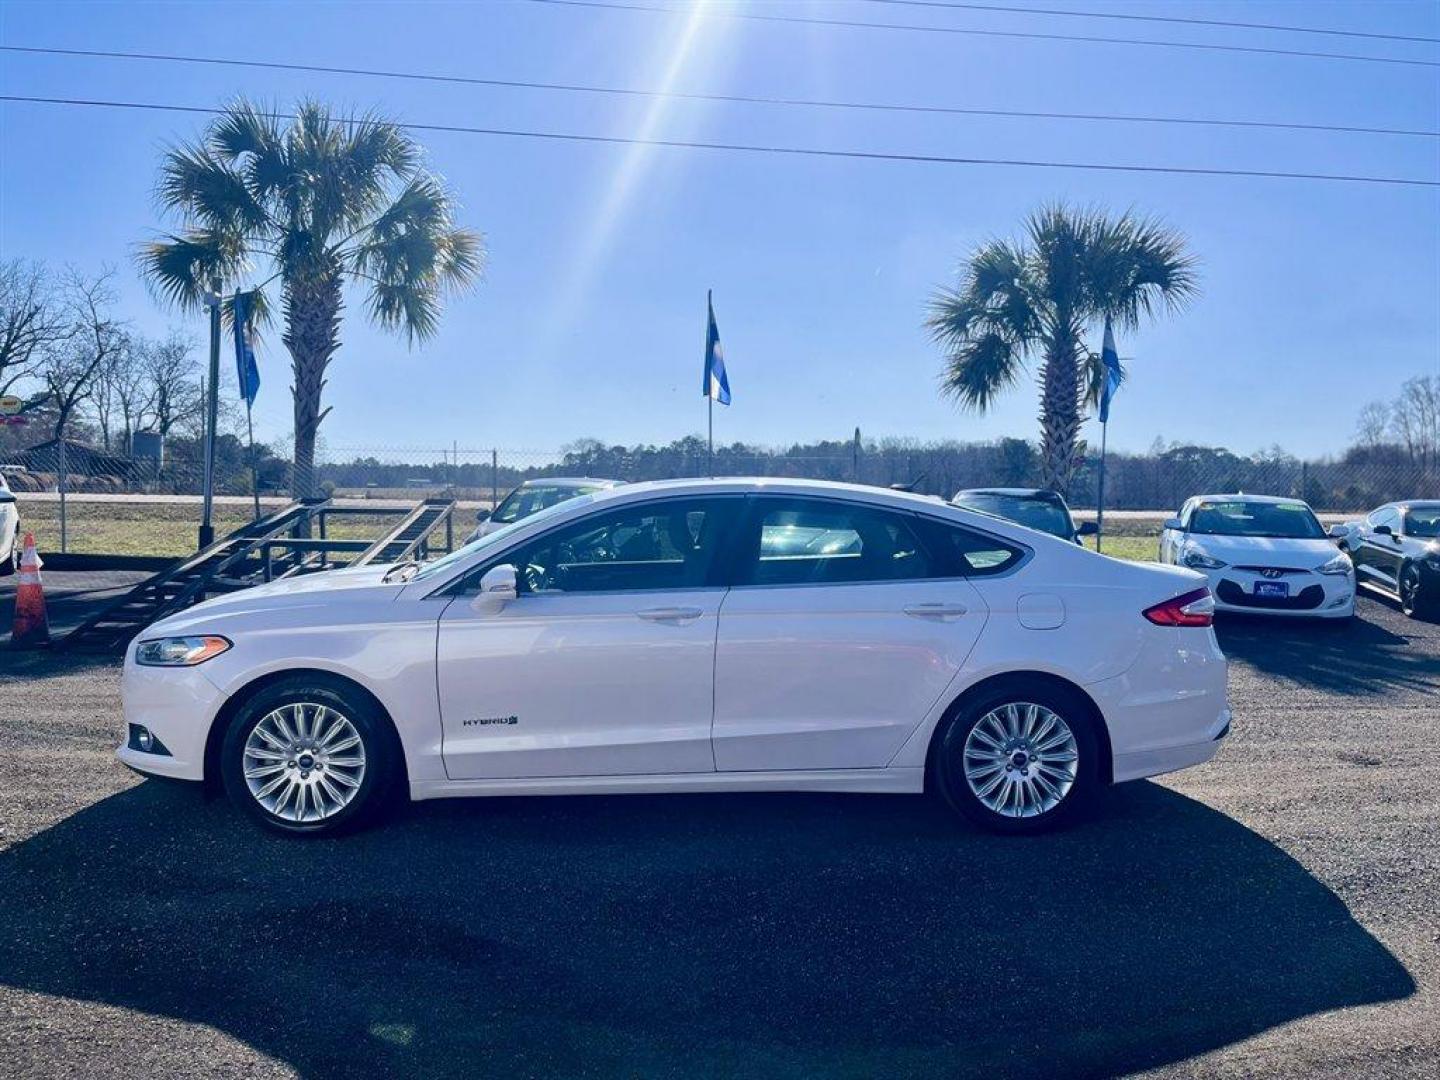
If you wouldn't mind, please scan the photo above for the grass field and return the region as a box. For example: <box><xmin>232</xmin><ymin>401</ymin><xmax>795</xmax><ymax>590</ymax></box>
<box><xmin>15</xmin><ymin>501</ymin><xmax>404</xmax><ymax>558</ymax></box>
<box><xmin>1081</xmin><ymin>535</ymin><xmax>1159</xmax><ymax>562</ymax></box>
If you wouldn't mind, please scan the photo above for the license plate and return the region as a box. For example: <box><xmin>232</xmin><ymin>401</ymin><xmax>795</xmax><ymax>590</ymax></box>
<box><xmin>1254</xmin><ymin>580</ymin><xmax>1289</xmax><ymax>598</ymax></box>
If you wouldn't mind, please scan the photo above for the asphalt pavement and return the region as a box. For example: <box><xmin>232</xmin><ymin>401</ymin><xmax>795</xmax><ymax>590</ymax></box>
<box><xmin>0</xmin><ymin>591</ymin><xmax>1436</xmax><ymax>1078</ymax></box>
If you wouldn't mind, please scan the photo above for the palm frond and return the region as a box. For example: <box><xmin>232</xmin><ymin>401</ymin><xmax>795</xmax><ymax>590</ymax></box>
<box><xmin>1081</xmin><ymin>348</ymin><xmax>1126</xmax><ymax>410</ymax></box>
<box><xmin>367</xmin><ymin>280</ymin><xmax>441</xmax><ymax>344</ymax></box>
<box><xmin>136</xmin><ymin>231</ymin><xmax>244</xmax><ymax>311</ymax></box>
<box><xmin>156</xmin><ymin>143</ymin><xmax>269</xmax><ymax>234</ymax></box>
<box><xmin>938</xmin><ymin>331</ymin><xmax>1025</xmax><ymax>411</ymax></box>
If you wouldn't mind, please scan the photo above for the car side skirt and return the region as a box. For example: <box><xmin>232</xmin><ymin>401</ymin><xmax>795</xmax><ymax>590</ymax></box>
<box><xmin>410</xmin><ymin>767</ymin><xmax>926</xmax><ymax>801</ymax></box>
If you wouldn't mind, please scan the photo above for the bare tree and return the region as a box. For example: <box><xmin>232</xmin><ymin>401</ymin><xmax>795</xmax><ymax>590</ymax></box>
<box><xmin>39</xmin><ymin>269</ymin><xmax>123</xmax><ymax>443</ymax></box>
<box><xmin>1354</xmin><ymin>401</ymin><xmax>1391</xmax><ymax>449</ymax></box>
<box><xmin>91</xmin><ymin>332</ymin><xmax>146</xmax><ymax>452</ymax></box>
<box><xmin>1392</xmin><ymin>375</ymin><xmax>1439</xmax><ymax>472</ymax></box>
<box><xmin>138</xmin><ymin>330</ymin><xmax>202</xmax><ymax>437</ymax></box>
<box><xmin>0</xmin><ymin>259</ymin><xmax>67</xmax><ymax>401</ymax></box>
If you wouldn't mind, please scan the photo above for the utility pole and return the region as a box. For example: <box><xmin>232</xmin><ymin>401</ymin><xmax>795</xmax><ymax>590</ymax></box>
<box><xmin>199</xmin><ymin>277</ymin><xmax>222</xmax><ymax>549</ymax></box>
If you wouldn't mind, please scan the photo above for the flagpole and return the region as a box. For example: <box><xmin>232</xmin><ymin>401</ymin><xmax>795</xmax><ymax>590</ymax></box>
<box><xmin>707</xmin><ymin>395</ymin><xmax>713</xmax><ymax>478</ymax></box>
<box><xmin>245</xmin><ymin>399</ymin><xmax>260</xmax><ymax>520</ymax></box>
<box><xmin>1096</xmin><ymin>419</ymin><xmax>1108</xmax><ymax>554</ymax></box>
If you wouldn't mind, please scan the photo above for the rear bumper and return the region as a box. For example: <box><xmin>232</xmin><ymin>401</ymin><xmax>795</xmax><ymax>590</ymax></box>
<box><xmin>1087</xmin><ymin>626</ymin><xmax>1232</xmax><ymax>784</ymax></box>
<box><xmin>1111</xmin><ymin>708</ymin><xmax>1230</xmax><ymax>783</ymax></box>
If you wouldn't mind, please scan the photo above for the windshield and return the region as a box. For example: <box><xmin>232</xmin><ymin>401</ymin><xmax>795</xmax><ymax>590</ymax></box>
<box><xmin>1190</xmin><ymin>500</ymin><xmax>1326</xmax><ymax>539</ymax></box>
<box><xmin>956</xmin><ymin>493</ymin><xmax>1074</xmax><ymax>540</ymax></box>
<box><xmin>410</xmin><ymin>493</ymin><xmax>599</xmax><ymax>582</ymax></box>
<box><xmin>491</xmin><ymin>484</ymin><xmax>602</xmax><ymax>524</ymax></box>
<box><xmin>1406</xmin><ymin>506</ymin><xmax>1440</xmax><ymax>538</ymax></box>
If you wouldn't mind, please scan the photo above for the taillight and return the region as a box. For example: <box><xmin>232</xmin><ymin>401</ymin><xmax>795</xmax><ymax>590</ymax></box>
<box><xmin>1143</xmin><ymin>587</ymin><xmax>1215</xmax><ymax>627</ymax></box>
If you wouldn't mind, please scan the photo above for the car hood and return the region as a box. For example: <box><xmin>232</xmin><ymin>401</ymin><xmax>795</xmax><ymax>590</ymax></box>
<box><xmin>145</xmin><ymin>564</ymin><xmax>404</xmax><ymax>636</ymax></box>
<box><xmin>1184</xmin><ymin>535</ymin><xmax>1338</xmax><ymax>568</ymax></box>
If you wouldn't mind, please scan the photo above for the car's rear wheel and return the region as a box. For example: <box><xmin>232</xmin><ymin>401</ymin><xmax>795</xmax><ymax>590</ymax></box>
<box><xmin>933</xmin><ymin>684</ymin><xmax>1099</xmax><ymax>834</ymax></box>
<box><xmin>1400</xmin><ymin>562</ymin><xmax>1438</xmax><ymax>621</ymax></box>
<box><xmin>221</xmin><ymin>678</ymin><xmax>397</xmax><ymax>836</ymax></box>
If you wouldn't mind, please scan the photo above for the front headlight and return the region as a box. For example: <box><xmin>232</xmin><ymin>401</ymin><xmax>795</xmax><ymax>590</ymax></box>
<box><xmin>1315</xmin><ymin>553</ymin><xmax>1353</xmax><ymax>576</ymax></box>
<box><xmin>1182</xmin><ymin>548</ymin><xmax>1226</xmax><ymax>570</ymax></box>
<box><xmin>135</xmin><ymin>635</ymin><xmax>231</xmax><ymax>666</ymax></box>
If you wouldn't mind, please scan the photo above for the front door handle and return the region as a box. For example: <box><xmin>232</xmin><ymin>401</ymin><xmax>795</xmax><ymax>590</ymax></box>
<box><xmin>637</xmin><ymin>606</ymin><xmax>704</xmax><ymax>622</ymax></box>
<box><xmin>903</xmin><ymin>602</ymin><xmax>969</xmax><ymax>620</ymax></box>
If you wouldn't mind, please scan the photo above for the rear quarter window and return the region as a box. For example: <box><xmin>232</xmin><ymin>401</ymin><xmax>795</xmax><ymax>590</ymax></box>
<box><xmin>921</xmin><ymin>518</ymin><xmax>1026</xmax><ymax>576</ymax></box>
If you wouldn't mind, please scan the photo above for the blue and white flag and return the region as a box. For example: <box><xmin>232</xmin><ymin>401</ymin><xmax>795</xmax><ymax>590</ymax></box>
<box><xmin>233</xmin><ymin>290</ymin><xmax>260</xmax><ymax>408</ymax></box>
<box><xmin>702</xmin><ymin>290</ymin><xmax>731</xmax><ymax>406</ymax></box>
<box><xmin>1098</xmin><ymin>314</ymin><xmax>1122</xmax><ymax>424</ymax></box>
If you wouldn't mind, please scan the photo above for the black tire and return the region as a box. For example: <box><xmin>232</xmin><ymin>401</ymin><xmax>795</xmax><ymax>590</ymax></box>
<box><xmin>1400</xmin><ymin>561</ymin><xmax>1439</xmax><ymax>622</ymax></box>
<box><xmin>0</xmin><ymin>527</ymin><xmax>17</xmax><ymax>577</ymax></box>
<box><xmin>931</xmin><ymin>681</ymin><xmax>1101</xmax><ymax>835</ymax></box>
<box><xmin>220</xmin><ymin>676</ymin><xmax>399</xmax><ymax>836</ymax></box>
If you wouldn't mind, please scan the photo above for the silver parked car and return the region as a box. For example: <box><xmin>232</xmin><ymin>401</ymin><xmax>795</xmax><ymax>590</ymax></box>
<box><xmin>465</xmin><ymin>478</ymin><xmax>623</xmax><ymax>543</ymax></box>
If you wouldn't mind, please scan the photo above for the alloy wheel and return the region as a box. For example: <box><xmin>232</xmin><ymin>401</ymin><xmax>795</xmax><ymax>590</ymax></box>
<box><xmin>243</xmin><ymin>702</ymin><xmax>367</xmax><ymax>824</ymax></box>
<box><xmin>962</xmin><ymin>702</ymin><xmax>1079</xmax><ymax>819</ymax></box>
<box><xmin>1401</xmin><ymin>565</ymin><xmax>1421</xmax><ymax>617</ymax></box>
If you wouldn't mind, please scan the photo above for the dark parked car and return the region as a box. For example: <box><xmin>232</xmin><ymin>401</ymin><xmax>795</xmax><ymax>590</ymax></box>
<box><xmin>951</xmin><ymin>488</ymin><xmax>1096</xmax><ymax>545</ymax></box>
<box><xmin>1330</xmin><ymin>500</ymin><xmax>1440</xmax><ymax>620</ymax></box>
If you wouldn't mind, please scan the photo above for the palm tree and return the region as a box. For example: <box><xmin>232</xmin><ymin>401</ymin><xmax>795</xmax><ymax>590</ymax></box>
<box><xmin>927</xmin><ymin>204</ymin><xmax>1197</xmax><ymax>495</ymax></box>
<box><xmin>141</xmin><ymin>100</ymin><xmax>483</xmax><ymax>494</ymax></box>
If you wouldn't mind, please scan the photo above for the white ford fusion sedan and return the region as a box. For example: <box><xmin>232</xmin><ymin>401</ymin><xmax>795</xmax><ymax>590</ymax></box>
<box><xmin>120</xmin><ymin>478</ymin><xmax>1230</xmax><ymax>836</ymax></box>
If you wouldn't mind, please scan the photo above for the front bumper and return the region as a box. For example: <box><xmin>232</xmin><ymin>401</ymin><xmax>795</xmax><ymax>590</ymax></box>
<box><xmin>1196</xmin><ymin>566</ymin><xmax>1354</xmax><ymax>618</ymax></box>
<box><xmin>116</xmin><ymin>654</ymin><xmax>225</xmax><ymax>782</ymax></box>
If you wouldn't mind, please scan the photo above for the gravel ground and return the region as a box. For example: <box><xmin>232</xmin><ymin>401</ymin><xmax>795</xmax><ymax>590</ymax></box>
<box><xmin>0</xmin><ymin>591</ymin><xmax>1436</xmax><ymax>1079</ymax></box>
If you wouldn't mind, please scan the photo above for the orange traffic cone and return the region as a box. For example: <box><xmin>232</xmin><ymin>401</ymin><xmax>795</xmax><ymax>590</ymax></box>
<box><xmin>10</xmin><ymin>532</ymin><xmax>50</xmax><ymax>648</ymax></box>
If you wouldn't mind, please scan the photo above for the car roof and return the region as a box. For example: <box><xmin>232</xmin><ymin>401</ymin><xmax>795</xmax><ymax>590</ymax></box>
<box><xmin>1190</xmin><ymin>493</ymin><xmax>1312</xmax><ymax>507</ymax></box>
<box><xmin>953</xmin><ymin>487</ymin><xmax>1063</xmax><ymax>501</ymax></box>
<box><xmin>518</xmin><ymin>477</ymin><xmax>622</xmax><ymax>489</ymax></box>
<box><xmin>1398</xmin><ymin>500</ymin><xmax>1440</xmax><ymax>511</ymax></box>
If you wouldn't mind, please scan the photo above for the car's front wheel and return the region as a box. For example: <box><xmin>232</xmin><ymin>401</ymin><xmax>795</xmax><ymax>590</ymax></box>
<box><xmin>221</xmin><ymin>677</ymin><xmax>398</xmax><ymax>836</ymax></box>
<box><xmin>933</xmin><ymin>684</ymin><xmax>1099</xmax><ymax>834</ymax></box>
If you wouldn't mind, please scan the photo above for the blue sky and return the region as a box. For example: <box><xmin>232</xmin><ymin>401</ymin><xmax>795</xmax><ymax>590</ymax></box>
<box><xmin>1</xmin><ymin>0</ymin><xmax>1437</xmax><ymax>460</ymax></box>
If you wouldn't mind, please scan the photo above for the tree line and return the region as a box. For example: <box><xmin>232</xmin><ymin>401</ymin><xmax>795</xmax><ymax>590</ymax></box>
<box><xmin>0</xmin><ymin>260</ymin><xmax>203</xmax><ymax>456</ymax></box>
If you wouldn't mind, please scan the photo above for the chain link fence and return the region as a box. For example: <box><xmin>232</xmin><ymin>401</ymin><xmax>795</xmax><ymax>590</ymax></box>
<box><xmin>4</xmin><ymin>434</ymin><xmax>1436</xmax><ymax>557</ymax></box>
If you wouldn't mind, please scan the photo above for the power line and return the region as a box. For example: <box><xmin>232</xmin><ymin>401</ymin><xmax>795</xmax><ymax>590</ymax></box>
<box><xmin>526</xmin><ymin>0</ymin><xmax>1440</xmax><ymax>69</ymax></box>
<box><xmin>5</xmin><ymin>43</ymin><xmax>1433</xmax><ymax>140</ymax></box>
<box><xmin>2</xmin><ymin>93</ymin><xmax>1435</xmax><ymax>188</ymax></box>
<box><xmin>860</xmin><ymin>0</ymin><xmax>1440</xmax><ymax>46</ymax></box>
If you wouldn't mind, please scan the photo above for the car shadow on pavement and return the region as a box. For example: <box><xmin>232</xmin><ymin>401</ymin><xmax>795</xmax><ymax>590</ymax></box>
<box><xmin>0</xmin><ymin>780</ymin><xmax>1413</xmax><ymax>1079</ymax></box>
<box><xmin>1215</xmin><ymin>606</ymin><xmax>1440</xmax><ymax>697</ymax></box>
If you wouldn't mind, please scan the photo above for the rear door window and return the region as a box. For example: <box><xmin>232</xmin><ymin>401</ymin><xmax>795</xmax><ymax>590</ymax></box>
<box><xmin>735</xmin><ymin>498</ymin><xmax>937</xmax><ymax>586</ymax></box>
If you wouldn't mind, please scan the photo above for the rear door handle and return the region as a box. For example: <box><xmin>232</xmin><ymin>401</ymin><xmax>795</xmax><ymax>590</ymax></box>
<box><xmin>637</xmin><ymin>606</ymin><xmax>704</xmax><ymax>622</ymax></box>
<box><xmin>903</xmin><ymin>602</ymin><xmax>969</xmax><ymax>620</ymax></box>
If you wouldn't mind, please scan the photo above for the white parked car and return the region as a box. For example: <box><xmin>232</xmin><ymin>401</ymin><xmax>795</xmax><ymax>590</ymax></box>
<box><xmin>0</xmin><ymin>470</ymin><xmax>21</xmax><ymax>576</ymax></box>
<box><xmin>1158</xmin><ymin>495</ymin><xmax>1354</xmax><ymax>619</ymax></box>
<box><xmin>120</xmin><ymin>479</ymin><xmax>1230</xmax><ymax>836</ymax></box>
<box><xmin>465</xmin><ymin>477</ymin><xmax>622</xmax><ymax>543</ymax></box>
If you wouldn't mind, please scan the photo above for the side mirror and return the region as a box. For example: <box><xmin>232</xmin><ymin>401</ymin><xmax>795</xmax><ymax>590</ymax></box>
<box><xmin>1327</xmin><ymin>523</ymin><xmax>1348</xmax><ymax>539</ymax></box>
<box><xmin>478</xmin><ymin>563</ymin><xmax>517</xmax><ymax>600</ymax></box>
<box><xmin>1163</xmin><ymin>517</ymin><xmax>1183</xmax><ymax>532</ymax></box>
<box><xmin>474</xmin><ymin>508</ymin><xmax>491</xmax><ymax>523</ymax></box>
<box><xmin>0</xmin><ymin>491</ymin><xmax>14</xmax><ymax>504</ymax></box>
<box><xmin>1374</xmin><ymin>524</ymin><xmax>1393</xmax><ymax>537</ymax></box>
<box><xmin>1075</xmin><ymin>521</ymin><xmax>1098</xmax><ymax>537</ymax></box>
